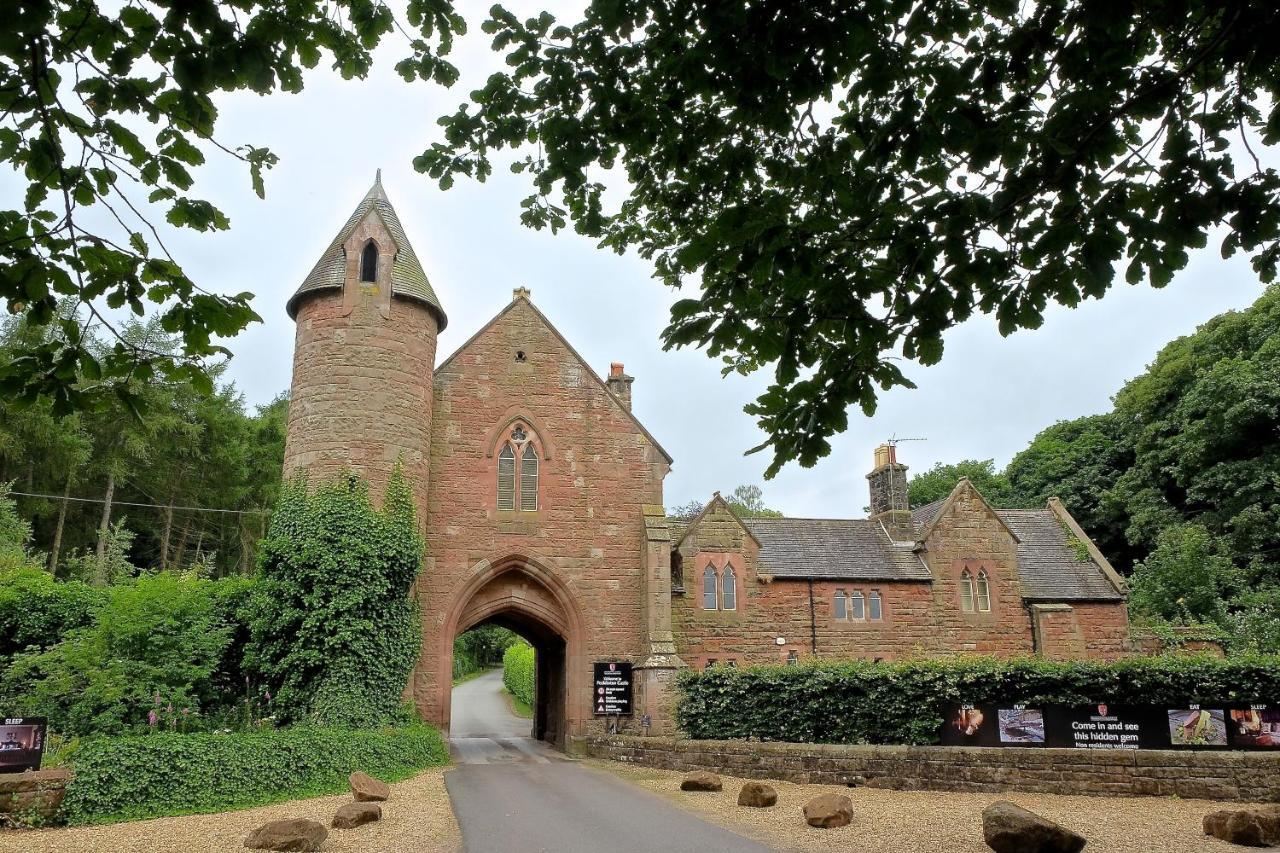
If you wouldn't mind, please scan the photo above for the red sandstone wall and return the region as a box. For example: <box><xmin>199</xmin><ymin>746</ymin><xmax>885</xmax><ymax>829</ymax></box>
<box><xmin>416</xmin><ymin>298</ymin><xmax>669</xmax><ymax>738</ymax></box>
<box><xmin>1037</xmin><ymin>601</ymin><xmax>1131</xmax><ymax>661</ymax></box>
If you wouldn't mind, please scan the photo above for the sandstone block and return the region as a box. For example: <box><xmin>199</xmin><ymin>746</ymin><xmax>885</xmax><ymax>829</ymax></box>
<box><xmin>243</xmin><ymin>818</ymin><xmax>328</xmax><ymax>851</ymax></box>
<box><xmin>332</xmin><ymin>802</ymin><xmax>382</xmax><ymax>829</ymax></box>
<box><xmin>982</xmin><ymin>801</ymin><xmax>1085</xmax><ymax>853</ymax></box>
<box><xmin>737</xmin><ymin>781</ymin><xmax>777</xmax><ymax>807</ymax></box>
<box><xmin>1203</xmin><ymin>805</ymin><xmax>1280</xmax><ymax>847</ymax></box>
<box><xmin>349</xmin><ymin>771</ymin><xmax>391</xmax><ymax>802</ymax></box>
<box><xmin>803</xmin><ymin>793</ymin><xmax>853</xmax><ymax>828</ymax></box>
<box><xmin>680</xmin><ymin>771</ymin><xmax>722</xmax><ymax>792</ymax></box>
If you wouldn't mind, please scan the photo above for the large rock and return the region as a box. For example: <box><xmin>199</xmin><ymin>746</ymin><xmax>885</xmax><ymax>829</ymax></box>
<box><xmin>680</xmin><ymin>771</ymin><xmax>723</xmax><ymax>792</ymax></box>
<box><xmin>982</xmin><ymin>801</ymin><xmax>1085</xmax><ymax>853</ymax></box>
<box><xmin>803</xmin><ymin>793</ymin><xmax>853</xmax><ymax>828</ymax></box>
<box><xmin>737</xmin><ymin>781</ymin><xmax>778</xmax><ymax>808</ymax></box>
<box><xmin>349</xmin><ymin>771</ymin><xmax>391</xmax><ymax>802</ymax></box>
<box><xmin>1203</xmin><ymin>806</ymin><xmax>1280</xmax><ymax>847</ymax></box>
<box><xmin>243</xmin><ymin>818</ymin><xmax>328</xmax><ymax>851</ymax></box>
<box><xmin>332</xmin><ymin>801</ymin><xmax>382</xmax><ymax>829</ymax></box>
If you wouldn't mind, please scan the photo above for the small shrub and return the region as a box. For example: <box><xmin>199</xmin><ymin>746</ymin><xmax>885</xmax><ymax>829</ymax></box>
<box><xmin>0</xmin><ymin>564</ymin><xmax>104</xmax><ymax>662</ymax></box>
<box><xmin>503</xmin><ymin>642</ymin><xmax>535</xmax><ymax>708</ymax></box>
<box><xmin>61</xmin><ymin>722</ymin><xmax>448</xmax><ymax>824</ymax></box>
<box><xmin>676</xmin><ymin>655</ymin><xmax>1280</xmax><ymax>745</ymax></box>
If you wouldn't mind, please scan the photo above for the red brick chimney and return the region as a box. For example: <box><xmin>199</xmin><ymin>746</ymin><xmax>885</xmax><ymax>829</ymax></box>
<box><xmin>606</xmin><ymin>362</ymin><xmax>634</xmax><ymax>410</ymax></box>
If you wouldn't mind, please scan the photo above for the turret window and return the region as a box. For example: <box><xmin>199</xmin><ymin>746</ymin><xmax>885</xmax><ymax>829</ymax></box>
<box><xmin>359</xmin><ymin>240</ymin><xmax>378</xmax><ymax>282</ymax></box>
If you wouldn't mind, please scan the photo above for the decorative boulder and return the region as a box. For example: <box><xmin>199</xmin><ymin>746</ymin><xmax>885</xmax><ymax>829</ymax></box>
<box><xmin>1203</xmin><ymin>806</ymin><xmax>1280</xmax><ymax>847</ymax></box>
<box><xmin>680</xmin><ymin>771</ymin><xmax>723</xmax><ymax>792</ymax></box>
<box><xmin>737</xmin><ymin>781</ymin><xmax>778</xmax><ymax>808</ymax></box>
<box><xmin>333</xmin><ymin>801</ymin><xmax>382</xmax><ymax>829</ymax></box>
<box><xmin>803</xmin><ymin>793</ymin><xmax>853</xmax><ymax>828</ymax></box>
<box><xmin>982</xmin><ymin>801</ymin><xmax>1086</xmax><ymax>853</ymax></box>
<box><xmin>349</xmin><ymin>771</ymin><xmax>391</xmax><ymax>802</ymax></box>
<box><xmin>243</xmin><ymin>818</ymin><xmax>328</xmax><ymax>851</ymax></box>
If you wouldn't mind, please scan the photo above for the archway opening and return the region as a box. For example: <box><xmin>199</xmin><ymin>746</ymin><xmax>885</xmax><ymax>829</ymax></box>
<box><xmin>439</xmin><ymin>559</ymin><xmax>582</xmax><ymax>750</ymax></box>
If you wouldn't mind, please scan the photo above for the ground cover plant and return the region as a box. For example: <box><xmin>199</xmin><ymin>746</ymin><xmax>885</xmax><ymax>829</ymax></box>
<box><xmin>676</xmin><ymin>655</ymin><xmax>1280</xmax><ymax>745</ymax></box>
<box><xmin>60</xmin><ymin>722</ymin><xmax>448</xmax><ymax>825</ymax></box>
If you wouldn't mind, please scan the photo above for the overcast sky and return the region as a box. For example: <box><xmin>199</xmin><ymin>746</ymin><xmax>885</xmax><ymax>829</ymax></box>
<box><xmin>17</xmin><ymin>4</ymin><xmax>1272</xmax><ymax>518</ymax></box>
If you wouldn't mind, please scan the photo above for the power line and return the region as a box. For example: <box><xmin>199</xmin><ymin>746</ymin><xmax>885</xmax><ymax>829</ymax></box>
<box><xmin>7</xmin><ymin>490</ymin><xmax>270</xmax><ymax>516</ymax></box>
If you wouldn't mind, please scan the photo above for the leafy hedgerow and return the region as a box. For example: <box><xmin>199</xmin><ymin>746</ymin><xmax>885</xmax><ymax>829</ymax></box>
<box><xmin>676</xmin><ymin>655</ymin><xmax>1280</xmax><ymax>745</ymax></box>
<box><xmin>61</xmin><ymin>722</ymin><xmax>448</xmax><ymax>825</ymax></box>
<box><xmin>503</xmin><ymin>642</ymin><xmax>535</xmax><ymax>708</ymax></box>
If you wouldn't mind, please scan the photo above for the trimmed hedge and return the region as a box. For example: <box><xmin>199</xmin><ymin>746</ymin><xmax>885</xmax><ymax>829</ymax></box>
<box><xmin>62</xmin><ymin>722</ymin><xmax>448</xmax><ymax>825</ymax></box>
<box><xmin>676</xmin><ymin>655</ymin><xmax>1280</xmax><ymax>746</ymax></box>
<box><xmin>503</xmin><ymin>643</ymin><xmax>535</xmax><ymax>708</ymax></box>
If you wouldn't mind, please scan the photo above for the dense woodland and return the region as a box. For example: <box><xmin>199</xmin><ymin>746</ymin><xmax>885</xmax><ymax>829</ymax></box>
<box><xmin>0</xmin><ymin>309</ymin><xmax>286</xmax><ymax>581</ymax></box>
<box><xmin>908</xmin><ymin>284</ymin><xmax>1280</xmax><ymax>652</ymax></box>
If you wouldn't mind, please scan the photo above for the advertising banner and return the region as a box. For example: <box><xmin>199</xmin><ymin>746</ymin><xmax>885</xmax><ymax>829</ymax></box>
<box><xmin>0</xmin><ymin>717</ymin><xmax>46</xmax><ymax>773</ymax></box>
<box><xmin>940</xmin><ymin>703</ymin><xmax>1276</xmax><ymax>751</ymax></box>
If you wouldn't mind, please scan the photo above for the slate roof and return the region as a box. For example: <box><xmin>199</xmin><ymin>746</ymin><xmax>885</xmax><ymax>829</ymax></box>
<box><xmin>286</xmin><ymin>172</ymin><xmax>447</xmax><ymax>329</ymax></box>
<box><xmin>701</xmin><ymin>502</ymin><xmax>1125</xmax><ymax>600</ymax></box>
<box><xmin>996</xmin><ymin>509</ymin><xmax>1124</xmax><ymax>601</ymax></box>
<box><xmin>741</xmin><ymin>517</ymin><xmax>933</xmax><ymax>582</ymax></box>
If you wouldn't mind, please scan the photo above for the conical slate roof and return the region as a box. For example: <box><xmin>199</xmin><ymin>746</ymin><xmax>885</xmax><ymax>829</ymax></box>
<box><xmin>286</xmin><ymin>171</ymin><xmax>447</xmax><ymax>329</ymax></box>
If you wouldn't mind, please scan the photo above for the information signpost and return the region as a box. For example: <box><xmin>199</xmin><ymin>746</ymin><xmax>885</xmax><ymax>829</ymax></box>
<box><xmin>593</xmin><ymin>661</ymin><xmax>633</xmax><ymax>717</ymax></box>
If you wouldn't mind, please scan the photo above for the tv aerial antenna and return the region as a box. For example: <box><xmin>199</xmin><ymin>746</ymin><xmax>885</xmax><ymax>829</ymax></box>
<box><xmin>884</xmin><ymin>435</ymin><xmax>927</xmax><ymax>512</ymax></box>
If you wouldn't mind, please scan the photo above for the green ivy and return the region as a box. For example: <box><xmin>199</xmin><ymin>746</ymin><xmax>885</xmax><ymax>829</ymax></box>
<box><xmin>61</xmin><ymin>722</ymin><xmax>448</xmax><ymax>825</ymax></box>
<box><xmin>246</xmin><ymin>466</ymin><xmax>423</xmax><ymax>728</ymax></box>
<box><xmin>676</xmin><ymin>655</ymin><xmax>1280</xmax><ymax>745</ymax></box>
<box><xmin>503</xmin><ymin>642</ymin><xmax>535</xmax><ymax>708</ymax></box>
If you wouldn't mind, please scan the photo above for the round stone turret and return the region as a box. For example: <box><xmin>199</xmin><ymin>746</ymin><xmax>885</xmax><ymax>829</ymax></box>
<box><xmin>282</xmin><ymin>172</ymin><xmax>444</xmax><ymax>516</ymax></box>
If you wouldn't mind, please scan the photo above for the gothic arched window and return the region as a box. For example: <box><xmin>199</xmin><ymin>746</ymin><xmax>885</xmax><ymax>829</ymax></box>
<box><xmin>850</xmin><ymin>590</ymin><xmax>866</xmax><ymax>620</ymax></box>
<box><xmin>359</xmin><ymin>240</ymin><xmax>378</xmax><ymax>283</ymax></box>
<box><xmin>976</xmin><ymin>569</ymin><xmax>992</xmax><ymax>612</ymax></box>
<box><xmin>868</xmin><ymin>589</ymin><xmax>883</xmax><ymax>621</ymax></box>
<box><xmin>497</xmin><ymin>443</ymin><xmax>516</xmax><ymax>510</ymax></box>
<box><xmin>721</xmin><ymin>564</ymin><xmax>737</xmax><ymax>610</ymax></box>
<box><xmin>960</xmin><ymin>569</ymin><xmax>976</xmax><ymax>612</ymax></box>
<box><xmin>833</xmin><ymin>589</ymin><xmax>848</xmax><ymax>620</ymax></box>
<box><xmin>702</xmin><ymin>566</ymin><xmax>718</xmax><ymax>610</ymax></box>
<box><xmin>520</xmin><ymin>443</ymin><xmax>539</xmax><ymax>511</ymax></box>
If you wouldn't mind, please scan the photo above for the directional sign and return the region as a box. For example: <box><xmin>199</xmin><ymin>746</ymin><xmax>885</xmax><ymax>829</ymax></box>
<box><xmin>593</xmin><ymin>661</ymin><xmax>633</xmax><ymax>716</ymax></box>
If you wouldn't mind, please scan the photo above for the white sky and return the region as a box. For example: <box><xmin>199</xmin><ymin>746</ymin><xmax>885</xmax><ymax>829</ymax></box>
<box><xmin>10</xmin><ymin>4</ymin><xmax>1271</xmax><ymax>517</ymax></box>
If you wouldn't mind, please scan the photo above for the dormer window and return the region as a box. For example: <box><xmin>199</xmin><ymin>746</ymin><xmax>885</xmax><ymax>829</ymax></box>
<box><xmin>359</xmin><ymin>240</ymin><xmax>378</xmax><ymax>283</ymax></box>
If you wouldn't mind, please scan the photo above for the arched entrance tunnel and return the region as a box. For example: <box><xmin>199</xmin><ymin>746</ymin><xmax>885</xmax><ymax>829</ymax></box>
<box><xmin>439</xmin><ymin>558</ymin><xmax>584</xmax><ymax>750</ymax></box>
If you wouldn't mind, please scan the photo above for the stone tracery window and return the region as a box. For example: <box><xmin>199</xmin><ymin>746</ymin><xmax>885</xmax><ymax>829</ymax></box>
<box><xmin>359</xmin><ymin>239</ymin><xmax>378</xmax><ymax>282</ymax></box>
<box><xmin>496</xmin><ymin>423</ymin><xmax>540</xmax><ymax>511</ymax></box>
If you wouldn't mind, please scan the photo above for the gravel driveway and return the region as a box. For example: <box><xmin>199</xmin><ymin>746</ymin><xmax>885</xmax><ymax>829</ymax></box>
<box><xmin>0</xmin><ymin>766</ymin><xmax>460</xmax><ymax>853</ymax></box>
<box><xmin>597</xmin><ymin>760</ymin><xmax>1245</xmax><ymax>853</ymax></box>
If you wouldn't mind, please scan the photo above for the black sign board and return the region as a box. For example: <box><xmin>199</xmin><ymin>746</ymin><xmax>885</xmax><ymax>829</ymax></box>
<box><xmin>0</xmin><ymin>717</ymin><xmax>46</xmax><ymax>773</ymax></box>
<box><xmin>593</xmin><ymin>661</ymin><xmax>633</xmax><ymax>716</ymax></box>
<box><xmin>941</xmin><ymin>703</ymin><xmax>1279</xmax><ymax>751</ymax></box>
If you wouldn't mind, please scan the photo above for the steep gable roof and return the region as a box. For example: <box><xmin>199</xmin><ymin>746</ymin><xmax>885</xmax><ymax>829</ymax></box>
<box><xmin>672</xmin><ymin>493</ymin><xmax>762</xmax><ymax>550</ymax></box>
<box><xmin>287</xmin><ymin>172</ymin><xmax>446</xmax><ymax>329</ymax></box>
<box><xmin>997</xmin><ymin>509</ymin><xmax>1124</xmax><ymax>601</ymax></box>
<box><xmin>435</xmin><ymin>293</ymin><xmax>673</xmax><ymax>464</ymax></box>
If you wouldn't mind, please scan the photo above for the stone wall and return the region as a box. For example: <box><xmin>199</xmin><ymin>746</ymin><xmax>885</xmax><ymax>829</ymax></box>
<box><xmin>0</xmin><ymin>769</ymin><xmax>72</xmax><ymax>825</ymax></box>
<box><xmin>588</xmin><ymin>736</ymin><xmax>1280</xmax><ymax>803</ymax></box>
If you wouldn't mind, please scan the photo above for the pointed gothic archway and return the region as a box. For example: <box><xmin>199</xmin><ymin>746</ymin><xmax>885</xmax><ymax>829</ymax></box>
<box><xmin>437</xmin><ymin>555</ymin><xmax>586</xmax><ymax>748</ymax></box>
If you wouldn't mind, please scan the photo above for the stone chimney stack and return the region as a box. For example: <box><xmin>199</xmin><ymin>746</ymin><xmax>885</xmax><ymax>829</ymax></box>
<box><xmin>867</xmin><ymin>444</ymin><xmax>913</xmax><ymax>541</ymax></box>
<box><xmin>606</xmin><ymin>362</ymin><xmax>634</xmax><ymax>410</ymax></box>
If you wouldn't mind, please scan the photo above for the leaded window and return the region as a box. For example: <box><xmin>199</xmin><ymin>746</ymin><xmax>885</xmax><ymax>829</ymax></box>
<box><xmin>497</xmin><ymin>443</ymin><xmax>516</xmax><ymax>510</ymax></box>
<box><xmin>976</xmin><ymin>569</ymin><xmax>992</xmax><ymax>613</ymax></box>
<box><xmin>721</xmin><ymin>565</ymin><xmax>737</xmax><ymax>610</ymax></box>
<box><xmin>519</xmin><ymin>443</ymin><xmax>539</xmax><ymax>511</ymax></box>
<box><xmin>702</xmin><ymin>566</ymin><xmax>718</xmax><ymax>610</ymax></box>
<box><xmin>960</xmin><ymin>569</ymin><xmax>975</xmax><ymax>612</ymax></box>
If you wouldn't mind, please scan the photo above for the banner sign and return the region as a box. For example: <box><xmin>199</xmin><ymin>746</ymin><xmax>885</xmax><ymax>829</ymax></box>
<box><xmin>593</xmin><ymin>661</ymin><xmax>633</xmax><ymax>716</ymax></box>
<box><xmin>0</xmin><ymin>717</ymin><xmax>46</xmax><ymax>773</ymax></box>
<box><xmin>941</xmin><ymin>703</ymin><xmax>1278</xmax><ymax>751</ymax></box>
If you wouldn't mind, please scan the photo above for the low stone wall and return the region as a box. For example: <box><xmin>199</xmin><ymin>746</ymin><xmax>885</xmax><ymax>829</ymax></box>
<box><xmin>0</xmin><ymin>769</ymin><xmax>72</xmax><ymax>825</ymax></box>
<box><xmin>587</xmin><ymin>736</ymin><xmax>1280</xmax><ymax>803</ymax></box>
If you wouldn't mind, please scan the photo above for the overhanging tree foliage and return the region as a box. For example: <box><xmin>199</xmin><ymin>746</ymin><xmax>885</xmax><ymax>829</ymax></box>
<box><xmin>420</xmin><ymin>1</ymin><xmax>1280</xmax><ymax>475</ymax></box>
<box><xmin>2</xmin><ymin>0</ymin><xmax>463</xmax><ymax>413</ymax></box>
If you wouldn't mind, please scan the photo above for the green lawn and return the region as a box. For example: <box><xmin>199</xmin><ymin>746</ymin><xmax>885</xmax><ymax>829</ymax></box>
<box><xmin>505</xmin><ymin>687</ymin><xmax>533</xmax><ymax>719</ymax></box>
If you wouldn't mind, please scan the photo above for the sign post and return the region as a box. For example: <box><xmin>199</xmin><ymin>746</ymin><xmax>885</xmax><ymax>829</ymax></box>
<box><xmin>0</xmin><ymin>717</ymin><xmax>46</xmax><ymax>773</ymax></box>
<box><xmin>593</xmin><ymin>661</ymin><xmax>633</xmax><ymax>717</ymax></box>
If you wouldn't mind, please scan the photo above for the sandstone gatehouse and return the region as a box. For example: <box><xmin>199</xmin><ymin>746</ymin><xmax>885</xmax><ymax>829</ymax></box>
<box><xmin>282</xmin><ymin>176</ymin><xmax>1133</xmax><ymax>750</ymax></box>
